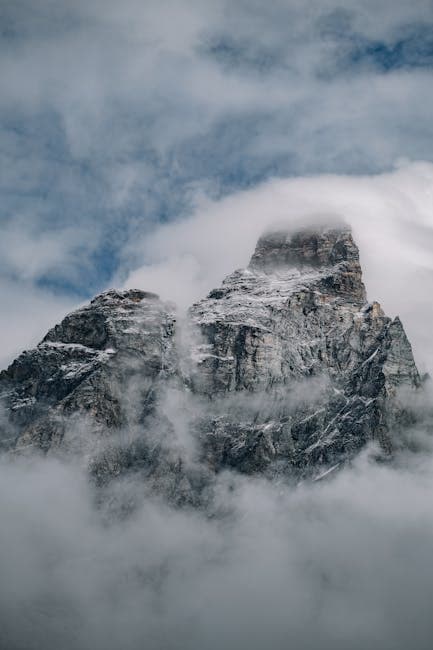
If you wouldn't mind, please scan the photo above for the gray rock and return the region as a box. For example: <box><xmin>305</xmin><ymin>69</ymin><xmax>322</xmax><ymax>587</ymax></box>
<box><xmin>189</xmin><ymin>225</ymin><xmax>420</xmax><ymax>474</ymax></box>
<box><xmin>0</xmin><ymin>224</ymin><xmax>422</xmax><ymax>500</ymax></box>
<box><xmin>0</xmin><ymin>289</ymin><xmax>177</xmax><ymax>449</ymax></box>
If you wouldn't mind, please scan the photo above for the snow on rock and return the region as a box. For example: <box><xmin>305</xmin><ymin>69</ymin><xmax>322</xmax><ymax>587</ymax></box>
<box><xmin>0</xmin><ymin>225</ymin><xmax>422</xmax><ymax>502</ymax></box>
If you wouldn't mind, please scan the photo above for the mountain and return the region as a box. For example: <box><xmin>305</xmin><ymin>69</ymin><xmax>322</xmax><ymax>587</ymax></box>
<box><xmin>0</xmin><ymin>223</ymin><xmax>421</xmax><ymax>502</ymax></box>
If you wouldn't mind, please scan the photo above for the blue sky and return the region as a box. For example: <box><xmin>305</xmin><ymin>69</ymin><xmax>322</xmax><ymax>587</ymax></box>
<box><xmin>1</xmin><ymin>0</ymin><xmax>433</xmax><ymax>361</ymax></box>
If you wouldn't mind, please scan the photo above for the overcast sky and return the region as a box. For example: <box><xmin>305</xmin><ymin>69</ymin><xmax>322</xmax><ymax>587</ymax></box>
<box><xmin>1</xmin><ymin>0</ymin><xmax>433</xmax><ymax>364</ymax></box>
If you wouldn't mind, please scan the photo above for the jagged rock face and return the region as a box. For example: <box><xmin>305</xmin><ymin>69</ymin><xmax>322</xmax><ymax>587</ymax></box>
<box><xmin>0</xmin><ymin>225</ymin><xmax>421</xmax><ymax>497</ymax></box>
<box><xmin>189</xmin><ymin>226</ymin><xmax>420</xmax><ymax>472</ymax></box>
<box><xmin>0</xmin><ymin>290</ymin><xmax>177</xmax><ymax>452</ymax></box>
<box><xmin>250</xmin><ymin>225</ymin><xmax>366</xmax><ymax>304</ymax></box>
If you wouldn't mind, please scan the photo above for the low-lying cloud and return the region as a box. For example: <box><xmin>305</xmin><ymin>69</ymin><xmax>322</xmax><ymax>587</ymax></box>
<box><xmin>2</xmin><ymin>441</ymin><xmax>433</xmax><ymax>650</ymax></box>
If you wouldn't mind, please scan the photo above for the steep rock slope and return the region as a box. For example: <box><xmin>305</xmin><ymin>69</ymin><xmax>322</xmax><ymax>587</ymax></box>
<box><xmin>0</xmin><ymin>290</ymin><xmax>177</xmax><ymax>451</ymax></box>
<box><xmin>0</xmin><ymin>224</ymin><xmax>421</xmax><ymax>492</ymax></box>
<box><xmin>189</xmin><ymin>225</ymin><xmax>420</xmax><ymax>473</ymax></box>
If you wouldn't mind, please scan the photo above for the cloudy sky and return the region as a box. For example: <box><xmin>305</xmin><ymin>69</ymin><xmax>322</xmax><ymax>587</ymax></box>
<box><xmin>2</xmin><ymin>4</ymin><xmax>433</xmax><ymax>648</ymax></box>
<box><xmin>1</xmin><ymin>0</ymin><xmax>433</xmax><ymax>365</ymax></box>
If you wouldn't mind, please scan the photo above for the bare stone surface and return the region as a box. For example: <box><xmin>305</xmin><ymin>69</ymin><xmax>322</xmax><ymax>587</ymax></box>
<box><xmin>0</xmin><ymin>225</ymin><xmax>422</xmax><ymax>502</ymax></box>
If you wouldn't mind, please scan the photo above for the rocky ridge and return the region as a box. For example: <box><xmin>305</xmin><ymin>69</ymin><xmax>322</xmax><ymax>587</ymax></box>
<box><xmin>0</xmin><ymin>224</ymin><xmax>421</xmax><ymax>501</ymax></box>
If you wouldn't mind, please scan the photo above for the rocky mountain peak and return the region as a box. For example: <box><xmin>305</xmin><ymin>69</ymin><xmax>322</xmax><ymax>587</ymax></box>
<box><xmin>0</xmin><ymin>222</ymin><xmax>422</xmax><ymax>502</ymax></box>
<box><xmin>249</xmin><ymin>223</ymin><xmax>360</xmax><ymax>272</ymax></box>
<box><xmin>246</xmin><ymin>223</ymin><xmax>367</xmax><ymax>306</ymax></box>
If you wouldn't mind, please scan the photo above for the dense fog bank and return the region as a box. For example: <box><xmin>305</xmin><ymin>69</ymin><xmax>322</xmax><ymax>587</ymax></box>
<box><xmin>2</xmin><ymin>433</ymin><xmax>433</xmax><ymax>650</ymax></box>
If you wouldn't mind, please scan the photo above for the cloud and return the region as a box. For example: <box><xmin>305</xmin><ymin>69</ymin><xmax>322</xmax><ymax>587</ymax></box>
<box><xmin>0</xmin><ymin>217</ymin><xmax>100</xmax><ymax>283</ymax></box>
<box><xmin>0</xmin><ymin>0</ymin><xmax>432</xmax><ymax>299</ymax></box>
<box><xmin>123</xmin><ymin>160</ymin><xmax>433</xmax><ymax>372</ymax></box>
<box><xmin>0</xmin><ymin>278</ymin><xmax>78</xmax><ymax>368</ymax></box>
<box><xmin>2</xmin><ymin>160</ymin><xmax>432</xmax><ymax>373</ymax></box>
<box><xmin>3</xmin><ymin>444</ymin><xmax>433</xmax><ymax>649</ymax></box>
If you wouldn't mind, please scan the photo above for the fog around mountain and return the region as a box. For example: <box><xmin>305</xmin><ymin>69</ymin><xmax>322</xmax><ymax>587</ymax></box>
<box><xmin>1</xmin><ymin>199</ymin><xmax>433</xmax><ymax>649</ymax></box>
<box><xmin>3</xmin><ymin>431</ymin><xmax>433</xmax><ymax>650</ymax></box>
<box><xmin>2</xmin><ymin>1</ymin><xmax>433</xmax><ymax>648</ymax></box>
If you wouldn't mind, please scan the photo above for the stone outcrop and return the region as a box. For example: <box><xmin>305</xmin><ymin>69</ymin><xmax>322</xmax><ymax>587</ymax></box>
<box><xmin>0</xmin><ymin>224</ymin><xmax>421</xmax><ymax>499</ymax></box>
<box><xmin>0</xmin><ymin>289</ymin><xmax>177</xmax><ymax>449</ymax></box>
<box><xmin>189</xmin><ymin>225</ymin><xmax>420</xmax><ymax>475</ymax></box>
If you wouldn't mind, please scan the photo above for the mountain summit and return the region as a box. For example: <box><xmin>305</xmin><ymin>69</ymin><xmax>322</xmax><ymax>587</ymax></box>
<box><xmin>0</xmin><ymin>223</ymin><xmax>421</xmax><ymax>501</ymax></box>
<box><xmin>250</xmin><ymin>224</ymin><xmax>361</xmax><ymax>269</ymax></box>
<box><xmin>249</xmin><ymin>224</ymin><xmax>367</xmax><ymax>303</ymax></box>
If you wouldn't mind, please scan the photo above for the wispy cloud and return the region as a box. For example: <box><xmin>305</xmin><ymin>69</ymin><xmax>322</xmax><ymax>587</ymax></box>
<box><xmin>0</xmin><ymin>0</ymin><xmax>432</xmax><ymax>295</ymax></box>
<box><xmin>3</xmin><ymin>446</ymin><xmax>433</xmax><ymax>649</ymax></box>
<box><xmin>123</xmin><ymin>161</ymin><xmax>433</xmax><ymax>370</ymax></box>
<box><xmin>0</xmin><ymin>0</ymin><xmax>432</xmax><ymax>367</ymax></box>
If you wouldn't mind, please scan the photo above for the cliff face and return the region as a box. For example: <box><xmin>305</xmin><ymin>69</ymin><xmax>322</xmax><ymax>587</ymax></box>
<box><xmin>0</xmin><ymin>224</ymin><xmax>421</xmax><ymax>498</ymax></box>
<box><xmin>189</xmin><ymin>225</ymin><xmax>420</xmax><ymax>474</ymax></box>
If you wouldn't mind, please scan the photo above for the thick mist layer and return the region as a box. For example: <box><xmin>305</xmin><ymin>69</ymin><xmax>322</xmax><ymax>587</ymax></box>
<box><xmin>1</xmin><ymin>381</ymin><xmax>433</xmax><ymax>650</ymax></box>
<box><xmin>2</xmin><ymin>439</ymin><xmax>433</xmax><ymax>650</ymax></box>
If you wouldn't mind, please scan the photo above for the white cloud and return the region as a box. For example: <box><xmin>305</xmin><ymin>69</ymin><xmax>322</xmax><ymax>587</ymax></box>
<box><xmin>0</xmin><ymin>279</ymin><xmax>78</xmax><ymax>368</ymax></box>
<box><xmin>1</xmin><ymin>0</ymin><xmax>432</xmax><ymax>163</ymax></box>
<box><xmin>123</xmin><ymin>161</ymin><xmax>433</xmax><ymax>371</ymax></box>
<box><xmin>1</xmin><ymin>1</ymin><xmax>432</xmax><ymax>371</ymax></box>
<box><xmin>1</xmin><ymin>161</ymin><xmax>432</xmax><ymax>374</ymax></box>
<box><xmin>0</xmin><ymin>0</ymin><xmax>432</xmax><ymax>319</ymax></box>
<box><xmin>3</xmin><ymin>447</ymin><xmax>433</xmax><ymax>649</ymax></box>
<box><xmin>0</xmin><ymin>218</ymin><xmax>99</xmax><ymax>283</ymax></box>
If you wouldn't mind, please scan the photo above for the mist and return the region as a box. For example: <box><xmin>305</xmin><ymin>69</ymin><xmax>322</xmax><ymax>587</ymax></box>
<box><xmin>2</xmin><ymin>436</ymin><xmax>433</xmax><ymax>650</ymax></box>
<box><xmin>1</xmin><ymin>368</ymin><xmax>433</xmax><ymax>650</ymax></box>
